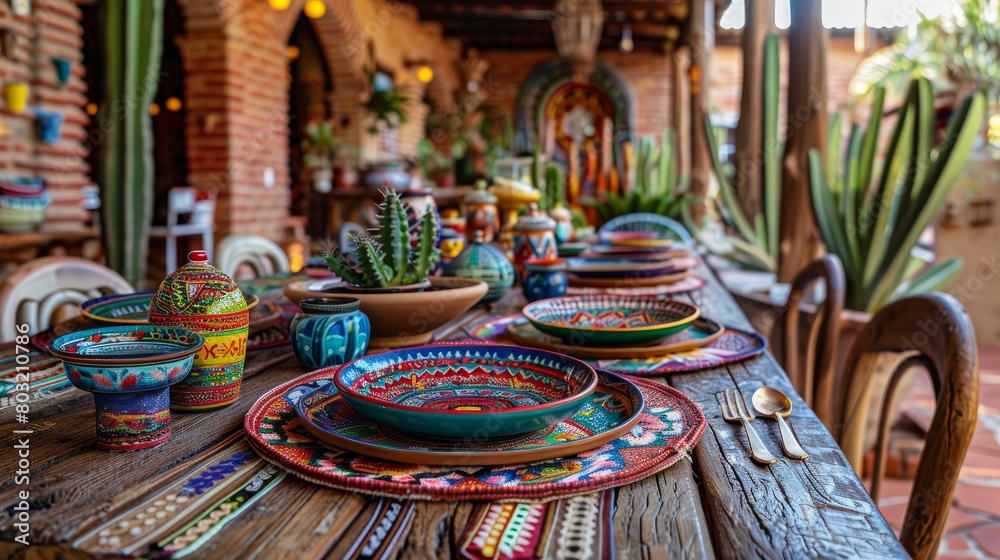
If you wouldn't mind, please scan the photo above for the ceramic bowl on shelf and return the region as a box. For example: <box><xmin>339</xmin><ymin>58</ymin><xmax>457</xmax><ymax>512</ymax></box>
<box><xmin>333</xmin><ymin>343</ymin><xmax>599</xmax><ymax>439</ymax></box>
<box><xmin>522</xmin><ymin>295</ymin><xmax>700</xmax><ymax>346</ymax></box>
<box><xmin>49</xmin><ymin>325</ymin><xmax>204</xmax><ymax>451</ymax></box>
<box><xmin>80</xmin><ymin>292</ymin><xmax>259</xmax><ymax>326</ymax></box>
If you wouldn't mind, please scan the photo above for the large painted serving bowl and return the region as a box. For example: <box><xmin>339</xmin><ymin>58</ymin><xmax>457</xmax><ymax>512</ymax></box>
<box><xmin>333</xmin><ymin>343</ymin><xmax>599</xmax><ymax>439</ymax></box>
<box><xmin>522</xmin><ymin>295</ymin><xmax>700</xmax><ymax>346</ymax></box>
<box><xmin>80</xmin><ymin>291</ymin><xmax>259</xmax><ymax>326</ymax></box>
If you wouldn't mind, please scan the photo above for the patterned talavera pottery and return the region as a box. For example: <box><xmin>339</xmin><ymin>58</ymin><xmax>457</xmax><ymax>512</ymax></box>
<box><xmin>333</xmin><ymin>343</ymin><xmax>598</xmax><ymax>439</ymax></box>
<box><xmin>523</xmin><ymin>258</ymin><xmax>568</xmax><ymax>302</ymax></box>
<box><xmin>444</xmin><ymin>236</ymin><xmax>515</xmax><ymax>304</ymax></box>
<box><xmin>290</xmin><ymin>368</ymin><xmax>643</xmax><ymax>466</ymax></box>
<box><xmin>290</xmin><ymin>297</ymin><xmax>370</xmax><ymax>369</ymax></box>
<box><xmin>439</xmin><ymin>228</ymin><xmax>465</xmax><ymax>261</ymax></box>
<box><xmin>522</xmin><ymin>295</ymin><xmax>700</xmax><ymax>346</ymax></box>
<box><xmin>80</xmin><ymin>291</ymin><xmax>259</xmax><ymax>327</ymax></box>
<box><xmin>148</xmin><ymin>251</ymin><xmax>250</xmax><ymax>411</ymax></box>
<box><xmin>512</xmin><ymin>208</ymin><xmax>558</xmax><ymax>281</ymax></box>
<box><xmin>399</xmin><ymin>187</ymin><xmax>442</xmax><ymax>245</ymax></box>
<box><xmin>50</xmin><ymin>325</ymin><xmax>204</xmax><ymax>451</ymax></box>
<box><xmin>283</xmin><ymin>276</ymin><xmax>488</xmax><ymax>348</ymax></box>
<box><xmin>464</xmin><ymin>184</ymin><xmax>499</xmax><ymax>243</ymax></box>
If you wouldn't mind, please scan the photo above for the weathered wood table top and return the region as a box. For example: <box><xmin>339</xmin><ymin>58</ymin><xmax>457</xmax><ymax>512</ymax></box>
<box><xmin>0</xmin><ymin>262</ymin><xmax>909</xmax><ymax>559</ymax></box>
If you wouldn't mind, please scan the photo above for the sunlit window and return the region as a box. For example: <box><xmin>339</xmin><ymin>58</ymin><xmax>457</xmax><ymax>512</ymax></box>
<box><xmin>721</xmin><ymin>0</ymin><xmax>957</xmax><ymax>29</ymax></box>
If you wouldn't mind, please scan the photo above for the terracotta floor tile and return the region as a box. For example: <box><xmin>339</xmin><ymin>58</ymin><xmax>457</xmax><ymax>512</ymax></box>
<box><xmin>955</xmin><ymin>483</ymin><xmax>1000</xmax><ymax>518</ymax></box>
<box><xmin>969</xmin><ymin>524</ymin><xmax>1000</xmax><ymax>559</ymax></box>
<box><xmin>947</xmin><ymin>508</ymin><xmax>992</xmax><ymax>532</ymax></box>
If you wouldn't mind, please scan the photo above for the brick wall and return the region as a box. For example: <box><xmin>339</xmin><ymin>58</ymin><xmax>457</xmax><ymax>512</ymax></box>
<box><xmin>0</xmin><ymin>0</ymin><xmax>90</xmax><ymax>228</ymax></box>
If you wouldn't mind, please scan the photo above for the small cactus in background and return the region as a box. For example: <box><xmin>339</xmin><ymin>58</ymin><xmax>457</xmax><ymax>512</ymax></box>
<box><xmin>326</xmin><ymin>188</ymin><xmax>440</xmax><ymax>288</ymax></box>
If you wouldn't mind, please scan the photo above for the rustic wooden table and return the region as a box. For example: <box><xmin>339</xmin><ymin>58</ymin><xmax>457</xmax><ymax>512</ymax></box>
<box><xmin>0</xmin><ymin>262</ymin><xmax>909</xmax><ymax>559</ymax></box>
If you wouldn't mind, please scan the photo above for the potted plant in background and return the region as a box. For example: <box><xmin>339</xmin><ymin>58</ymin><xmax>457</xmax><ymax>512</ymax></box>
<box><xmin>284</xmin><ymin>189</ymin><xmax>487</xmax><ymax>348</ymax></box>
<box><xmin>302</xmin><ymin>120</ymin><xmax>337</xmax><ymax>194</ymax></box>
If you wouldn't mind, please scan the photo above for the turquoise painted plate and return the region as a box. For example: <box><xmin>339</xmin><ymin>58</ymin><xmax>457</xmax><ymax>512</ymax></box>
<box><xmin>81</xmin><ymin>292</ymin><xmax>259</xmax><ymax>325</ymax></box>
<box><xmin>291</xmin><ymin>369</ymin><xmax>643</xmax><ymax>466</ymax></box>
<box><xmin>522</xmin><ymin>295</ymin><xmax>700</xmax><ymax>346</ymax></box>
<box><xmin>333</xmin><ymin>343</ymin><xmax>599</xmax><ymax>439</ymax></box>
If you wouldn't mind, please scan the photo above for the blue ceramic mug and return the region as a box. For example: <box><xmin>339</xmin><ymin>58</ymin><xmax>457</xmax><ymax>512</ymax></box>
<box><xmin>523</xmin><ymin>258</ymin><xmax>568</xmax><ymax>302</ymax></box>
<box><xmin>290</xmin><ymin>297</ymin><xmax>370</xmax><ymax>369</ymax></box>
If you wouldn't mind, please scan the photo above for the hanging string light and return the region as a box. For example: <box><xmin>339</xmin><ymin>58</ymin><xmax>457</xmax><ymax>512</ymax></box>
<box><xmin>416</xmin><ymin>65</ymin><xmax>434</xmax><ymax>84</ymax></box>
<box><xmin>268</xmin><ymin>0</ymin><xmax>291</xmax><ymax>10</ymax></box>
<box><xmin>619</xmin><ymin>24</ymin><xmax>634</xmax><ymax>53</ymax></box>
<box><xmin>304</xmin><ymin>0</ymin><xmax>326</xmax><ymax>18</ymax></box>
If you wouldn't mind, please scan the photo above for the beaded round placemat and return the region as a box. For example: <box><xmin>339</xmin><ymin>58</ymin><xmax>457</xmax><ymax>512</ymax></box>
<box><xmin>244</xmin><ymin>367</ymin><xmax>706</xmax><ymax>502</ymax></box>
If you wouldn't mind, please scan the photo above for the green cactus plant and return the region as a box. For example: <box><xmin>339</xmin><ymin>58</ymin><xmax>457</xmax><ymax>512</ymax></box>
<box><xmin>326</xmin><ymin>189</ymin><xmax>440</xmax><ymax>288</ymax></box>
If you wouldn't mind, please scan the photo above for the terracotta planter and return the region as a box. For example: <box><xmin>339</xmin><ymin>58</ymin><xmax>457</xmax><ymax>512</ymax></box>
<box><xmin>284</xmin><ymin>276</ymin><xmax>488</xmax><ymax>349</ymax></box>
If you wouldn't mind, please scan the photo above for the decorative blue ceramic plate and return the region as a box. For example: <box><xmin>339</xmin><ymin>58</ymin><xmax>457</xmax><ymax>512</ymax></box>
<box><xmin>333</xmin><ymin>343</ymin><xmax>598</xmax><ymax>439</ymax></box>
<box><xmin>564</xmin><ymin>257</ymin><xmax>694</xmax><ymax>279</ymax></box>
<box><xmin>290</xmin><ymin>369</ymin><xmax>643</xmax><ymax>466</ymax></box>
<box><xmin>81</xmin><ymin>291</ymin><xmax>259</xmax><ymax>325</ymax></box>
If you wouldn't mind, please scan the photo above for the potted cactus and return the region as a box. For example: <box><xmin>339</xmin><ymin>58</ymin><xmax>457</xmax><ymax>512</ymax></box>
<box><xmin>326</xmin><ymin>188</ymin><xmax>440</xmax><ymax>292</ymax></box>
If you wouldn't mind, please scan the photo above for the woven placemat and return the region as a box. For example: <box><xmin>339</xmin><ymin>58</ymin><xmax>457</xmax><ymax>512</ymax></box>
<box><xmin>244</xmin><ymin>367</ymin><xmax>706</xmax><ymax>502</ymax></box>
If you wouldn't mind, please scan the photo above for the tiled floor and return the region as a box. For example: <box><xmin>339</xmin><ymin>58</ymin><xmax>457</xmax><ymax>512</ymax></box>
<box><xmin>874</xmin><ymin>346</ymin><xmax>1000</xmax><ymax>559</ymax></box>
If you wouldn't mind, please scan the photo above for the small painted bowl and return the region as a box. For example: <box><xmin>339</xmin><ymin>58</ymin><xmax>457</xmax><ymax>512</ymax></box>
<box><xmin>522</xmin><ymin>295</ymin><xmax>700</xmax><ymax>346</ymax></box>
<box><xmin>333</xmin><ymin>343</ymin><xmax>598</xmax><ymax>439</ymax></box>
<box><xmin>80</xmin><ymin>292</ymin><xmax>259</xmax><ymax>325</ymax></box>
<box><xmin>50</xmin><ymin>326</ymin><xmax>204</xmax><ymax>451</ymax></box>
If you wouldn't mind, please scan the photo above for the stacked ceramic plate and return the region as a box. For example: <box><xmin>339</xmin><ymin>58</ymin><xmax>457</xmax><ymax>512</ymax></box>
<box><xmin>285</xmin><ymin>343</ymin><xmax>651</xmax><ymax>466</ymax></box>
<box><xmin>562</xmin><ymin>232</ymin><xmax>700</xmax><ymax>289</ymax></box>
<box><xmin>0</xmin><ymin>176</ymin><xmax>49</xmax><ymax>233</ymax></box>
<box><xmin>80</xmin><ymin>291</ymin><xmax>261</xmax><ymax>327</ymax></box>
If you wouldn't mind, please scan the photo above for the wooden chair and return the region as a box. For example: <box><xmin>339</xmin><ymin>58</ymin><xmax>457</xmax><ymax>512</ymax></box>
<box><xmin>834</xmin><ymin>293</ymin><xmax>978</xmax><ymax>560</ymax></box>
<box><xmin>148</xmin><ymin>187</ymin><xmax>215</xmax><ymax>273</ymax></box>
<box><xmin>216</xmin><ymin>235</ymin><xmax>290</xmax><ymax>280</ymax></box>
<box><xmin>770</xmin><ymin>254</ymin><xmax>845</xmax><ymax>426</ymax></box>
<box><xmin>0</xmin><ymin>257</ymin><xmax>133</xmax><ymax>341</ymax></box>
<box><xmin>729</xmin><ymin>255</ymin><xmax>845</xmax><ymax>427</ymax></box>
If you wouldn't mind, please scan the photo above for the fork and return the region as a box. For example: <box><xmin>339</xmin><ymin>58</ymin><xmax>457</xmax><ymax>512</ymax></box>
<box><xmin>718</xmin><ymin>388</ymin><xmax>777</xmax><ymax>465</ymax></box>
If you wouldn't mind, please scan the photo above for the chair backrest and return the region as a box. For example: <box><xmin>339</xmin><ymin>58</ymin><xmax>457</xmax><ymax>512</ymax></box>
<box><xmin>0</xmin><ymin>257</ymin><xmax>134</xmax><ymax>341</ymax></box>
<box><xmin>216</xmin><ymin>235</ymin><xmax>290</xmax><ymax>280</ymax></box>
<box><xmin>598</xmin><ymin>212</ymin><xmax>695</xmax><ymax>245</ymax></box>
<box><xmin>835</xmin><ymin>293</ymin><xmax>978</xmax><ymax>560</ymax></box>
<box><xmin>770</xmin><ymin>254</ymin><xmax>845</xmax><ymax>427</ymax></box>
<box><xmin>166</xmin><ymin>187</ymin><xmax>197</xmax><ymax>227</ymax></box>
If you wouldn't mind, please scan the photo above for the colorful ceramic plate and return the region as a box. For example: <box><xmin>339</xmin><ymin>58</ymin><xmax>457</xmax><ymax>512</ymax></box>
<box><xmin>247</xmin><ymin>304</ymin><xmax>297</xmax><ymax>350</ymax></box>
<box><xmin>469</xmin><ymin>315</ymin><xmax>767</xmax><ymax>377</ymax></box>
<box><xmin>567</xmin><ymin>270</ymin><xmax>691</xmax><ymax>288</ymax></box>
<box><xmin>81</xmin><ymin>292</ymin><xmax>259</xmax><ymax>325</ymax></box>
<box><xmin>245</xmin><ymin>367</ymin><xmax>705</xmax><ymax>502</ymax></box>
<box><xmin>557</xmin><ymin>242</ymin><xmax>589</xmax><ymax>257</ymax></box>
<box><xmin>334</xmin><ymin>344</ymin><xmax>599</xmax><ymax>439</ymax></box>
<box><xmin>249</xmin><ymin>302</ymin><xmax>283</xmax><ymax>334</ymax></box>
<box><xmin>0</xmin><ymin>353</ymin><xmax>66</xmax><ymax>397</ymax></box>
<box><xmin>564</xmin><ymin>258</ymin><xmax>692</xmax><ymax>280</ymax></box>
<box><xmin>522</xmin><ymin>295</ymin><xmax>699</xmax><ymax>346</ymax></box>
<box><xmin>565</xmin><ymin>275</ymin><xmax>706</xmax><ymax>296</ymax></box>
<box><xmin>291</xmin><ymin>369</ymin><xmax>643</xmax><ymax>466</ymax></box>
<box><xmin>475</xmin><ymin>315</ymin><xmax>724</xmax><ymax>359</ymax></box>
<box><xmin>609</xmin><ymin>237</ymin><xmax>674</xmax><ymax>249</ymax></box>
<box><xmin>49</xmin><ymin>325</ymin><xmax>205</xmax><ymax>366</ymax></box>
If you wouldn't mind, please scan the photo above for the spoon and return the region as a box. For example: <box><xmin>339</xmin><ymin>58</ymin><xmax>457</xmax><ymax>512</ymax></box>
<box><xmin>752</xmin><ymin>387</ymin><xmax>808</xmax><ymax>460</ymax></box>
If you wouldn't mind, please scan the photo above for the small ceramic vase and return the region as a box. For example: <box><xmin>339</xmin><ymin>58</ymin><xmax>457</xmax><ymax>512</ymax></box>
<box><xmin>149</xmin><ymin>251</ymin><xmax>250</xmax><ymax>411</ymax></box>
<box><xmin>439</xmin><ymin>228</ymin><xmax>465</xmax><ymax>273</ymax></box>
<box><xmin>34</xmin><ymin>109</ymin><xmax>63</xmax><ymax>144</ymax></box>
<box><xmin>549</xmin><ymin>206</ymin><xmax>573</xmax><ymax>244</ymax></box>
<box><xmin>512</xmin><ymin>205</ymin><xmax>558</xmax><ymax>281</ymax></box>
<box><xmin>5</xmin><ymin>82</ymin><xmax>28</xmax><ymax>114</ymax></box>
<box><xmin>523</xmin><ymin>258</ymin><xmax>568</xmax><ymax>302</ymax></box>
<box><xmin>445</xmin><ymin>232</ymin><xmax>516</xmax><ymax>304</ymax></box>
<box><xmin>464</xmin><ymin>183</ymin><xmax>499</xmax><ymax>243</ymax></box>
<box><xmin>291</xmin><ymin>297</ymin><xmax>370</xmax><ymax>369</ymax></box>
<box><xmin>52</xmin><ymin>57</ymin><xmax>71</xmax><ymax>85</ymax></box>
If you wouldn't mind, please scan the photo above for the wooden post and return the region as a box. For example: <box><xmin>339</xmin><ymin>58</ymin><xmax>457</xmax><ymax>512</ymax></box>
<box><xmin>688</xmin><ymin>0</ymin><xmax>714</xmax><ymax>223</ymax></box>
<box><xmin>671</xmin><ymin>46</ymin><xmax>691</xmax><ymax>186</ymax></box>
<box><xmin>778</xmin><ymin>0</ymin><xmax>827</xmax><ymax>282</ymax></box>
<box><xmin>733</xmin><ymin>0</ymin><xmax>775</xmax><ymax>222</ymax></box>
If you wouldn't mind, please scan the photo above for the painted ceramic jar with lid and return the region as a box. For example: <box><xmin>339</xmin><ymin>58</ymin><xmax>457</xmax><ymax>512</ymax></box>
<box><xmin>290</xmin><ymin>297</ymin><xmax>370</xmax><ymax>369</ymax></box>
<box><xmin>512</xmin><ymin>205</ymin><xmax>558</xmax><ymax>281</ymax></box>
<box><xmin>464</xmin><ymin>182</ymin><xmax>499</xmax><ymax>243</ymax></box>
<box><xmin>148</xmin><ymin>250</ymin><xmax>249</xmax><ymax>411</ymax></box>
<box><xmin>444</xmin><ymin>232</ymin><xmax>515</xmax><ymax>304</ymax></box>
